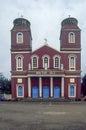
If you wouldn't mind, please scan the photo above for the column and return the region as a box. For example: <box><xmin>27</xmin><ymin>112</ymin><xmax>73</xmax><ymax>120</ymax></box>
<box><xmin>61</xmin><ymin>77</ymin><xmax>64</xmax><ymax>97</ymax></box>
<box><xmin>50</xmin><ymin>77</ymin><xmax>53</xmax><ymax>97</ymax></box>
<box><xmin>28</xmin><ymin>77</ymin><xmax>31</xmax><ymax>97</ymax></box>
<box><xmin>39</xmin><ymin>77</ymin><xmax>42</xmax><ymax>97</ymax></box>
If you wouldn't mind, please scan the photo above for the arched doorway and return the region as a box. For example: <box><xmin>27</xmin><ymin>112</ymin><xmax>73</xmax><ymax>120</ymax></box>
<box><xmin>54</xmin><ymin>86</ymin><xmax>60</xmax><ymax>98</ymax></box>
<box><xmin>32</xmin><ymin>86</ymin><xmax>39</xmax><ymax>98</ymax></box>
<box><xmin>43</xmin><ymin>86</ymin><xmax>49</xmax><ymax>98</ymax></box>
<box><xmin>18</xmin><ymin>86</ymin><xmax>23</xmax><ymax>96</ymax></box>
<box><xmin>70</xmin><ymin>85</ymin><xmax>74</xmax><ymax>96</ymax></box>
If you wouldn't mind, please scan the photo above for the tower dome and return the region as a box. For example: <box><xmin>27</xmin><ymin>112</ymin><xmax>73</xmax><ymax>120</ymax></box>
<box><xmin>13</xmin><ymin>17</ymin><xmax>30</xmax><ymax>27</ymax></box>
<box><xmin>61</xmin><ymin>17</ymin><xmax>78</xmax><ymax>27</ymax></box>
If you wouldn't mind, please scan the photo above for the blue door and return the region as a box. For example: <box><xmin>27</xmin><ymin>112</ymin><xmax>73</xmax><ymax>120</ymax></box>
<box><xmin>43</xmin><ymin>86</ymin><xmax>49</xmax><ymax>98</ymax></box>
<box><xmin>32</xmin><ymin>86</ymin><xmax>38</xmax><ymax>98</ymax></box>
<box><xmin>18</xmin><ymin>86</ymin><xmax>23</xmax><ymax>96</ymax></box>
<box><xmin>54</xmin><ymin>86</ymin><xmax>60</xmax><ymax>98</ymax></box>
<box><xmin>70</xmin><ymin>86</ymin><xmax>74</xmax><ymax>96</ymax></box>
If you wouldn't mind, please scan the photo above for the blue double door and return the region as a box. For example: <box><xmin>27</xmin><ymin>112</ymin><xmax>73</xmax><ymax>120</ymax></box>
<box><xmin>32</xmin><ymin>86</ymin><xmax>50</xmax><ymax>98</ymax></box>
<box><xmin>43</xmin><ymin>86</ymin><xmax>60</xmax><ymax>98</ymax></box>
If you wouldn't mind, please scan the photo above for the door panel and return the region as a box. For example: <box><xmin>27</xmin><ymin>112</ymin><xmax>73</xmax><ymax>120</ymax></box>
<box><xmin>32</xmin><ymin>86</ymin><xmax>38</xmax><ymax>98</ymax></box>
<box><xmin>18</xmin><ymin>86</ymin><xmax>23</xmax><ymax>96</ymax></box>
<box><xmin>70</xmin><ymin>86</ymin><xmax>74</xmax><ymax>96</ymax></box>
<box><xmin>54</xmin><ymin>86</ymin><xmax>60</xmax><ymax>98</ymax></box>
<box><xmin>43</xmin><ymin>86</ymin><xmax>49</xmax><ymax>98</ymax></box>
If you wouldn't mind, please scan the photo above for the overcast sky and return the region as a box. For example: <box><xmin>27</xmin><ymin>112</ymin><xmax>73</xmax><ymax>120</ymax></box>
<box><xmin>0</xmin><ymin>0</ymin><xmax>86</xmax><ymax>78</ymax></box>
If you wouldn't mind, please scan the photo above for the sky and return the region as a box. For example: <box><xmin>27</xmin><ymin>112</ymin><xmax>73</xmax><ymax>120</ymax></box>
<box><xmin>0</xmin><ymin>0</ymin><xmax>86</xmax><ymax>78</ymax></box>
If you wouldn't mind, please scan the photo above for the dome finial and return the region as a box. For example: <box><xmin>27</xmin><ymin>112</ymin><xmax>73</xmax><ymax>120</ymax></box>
<box><xmin>68</xmin><ymin>15</ymin><xmax>71</xmax><ymax>18</ymax></box>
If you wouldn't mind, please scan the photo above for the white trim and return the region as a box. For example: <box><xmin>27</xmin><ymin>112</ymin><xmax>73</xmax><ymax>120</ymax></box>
<box><xmin>28</xmin><ymin>77</ymin><xmax>31</xmax><ymax>97</ymax></box>
<box><xmin>60</xmin><ymin>51</ymin><xmax>81</xmax><ymax>53</ymax></box>
<box><xmin>63</xmin><ymin>28</ymin><xmax>80</xmax><ymax>31</ymax></box>
<box><xmin>39</xmin><ymin>77</ymin><xmax>42</xmax><ymax>97</ymax></box>
<box><xmin>65</xmin><ymin>75</ymin><xmax>81</xmax><ymax>78</ymax></box>
<box><xmin>61</xmin><ymin>77</ymin><xmax>64</xmax><ymax>97</ymax></box>
<box><xmin>11</xmin><ymin>50</ymin><xmax>81</xmax><ymax>54</ymax></box>
<box><xmin>70</xmin><ymin>78</ymin><xmax>75</xmax><ymax>83</ymax></box>
<box><xmin>27</xmin><ymin>74</ymin><xmax>65</xmax><ymax>77</ymax></box>
<box><xmin>11</xmin><ymin>51</ymin><xmax>31</xmax><ymax>54</ymax></box>
<box><xmin>60</xmin><ymin>48</ymin><xmax>81</xmax><ymax>51</ymax></box>
<box><xmin>11</xmin><ymin>74</ymin><xmax>81</xmax><ymax>78</ymax></box>
<box><xmin>68</xmin><ymin>84</ymin><xmax>76</xmax><ymax>98</ymax></box>
<box><xmin>17</xmin><ymin>78</ymin><xmax>22</xmax><ymax>83</ymax></box>
<box><xmin>11</xmin><ymin>75</ymin><xmax>27</xmax><ymax>78</ymax></box>
<box><xmin>50</xmin><ymin>77</ymin><xmax>53</xmax><ymax>97</ymax></box>
<box><xmin>16</xmin><ymin>84</ymin><xmax>24</xmax><ymax>98</ymax></box>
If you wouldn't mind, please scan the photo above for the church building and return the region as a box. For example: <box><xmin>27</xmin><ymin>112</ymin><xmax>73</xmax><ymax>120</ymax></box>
<box><xmin>11</xmin><ymin>17</ymin><xmax>81</xmax><ymax>99</ymax></box>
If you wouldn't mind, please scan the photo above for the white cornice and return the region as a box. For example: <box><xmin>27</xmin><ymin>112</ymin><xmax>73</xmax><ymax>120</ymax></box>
<box><xmin>65</xmin><ymin>75</ymin><xmax>81</xmax><ymax>77</ymax></box>
<box><xmin>11</xmin><ymin>74</ymin><xmax>80</xmax><ymax>78</ymax></box>
<box><xmin>11</xmin><ymin>51</ymin><xmax>31</xmax><ymax>54</ymax></box>
<box><xmin>60</xmin><ymin>51</ymin><xmax>81</xmax><ymax>53</ymax></box>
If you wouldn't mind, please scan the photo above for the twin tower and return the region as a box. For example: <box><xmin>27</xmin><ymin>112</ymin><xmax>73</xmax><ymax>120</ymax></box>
<box><xmin>11</xmin><ymin>17</ymin><xmax>81</xmax><ymax>99</ymax></box>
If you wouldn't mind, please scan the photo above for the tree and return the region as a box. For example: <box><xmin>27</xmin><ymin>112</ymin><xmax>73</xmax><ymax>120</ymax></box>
<box><xmin>82</xmin><ymin>74</ymin><xmax>86</xmax><ymax>96</ymax></box>
<box><xmin>0</xmin><ymin>73</ymin><xmax>11</xmax><ymax>94</ymax></box>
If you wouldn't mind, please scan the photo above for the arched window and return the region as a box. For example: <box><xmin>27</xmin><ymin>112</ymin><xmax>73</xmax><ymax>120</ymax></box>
<box><xmin>42</xmin><ymin>55</ymin><xmax>50</xmax><ymax>69</ymax></box>
<box><xmin>54</xmin><ymin>56</ymin><xmax>60</xmax><ymax>68</ymax></box>
<box><xmin>69</xmin><ymin>85</ymin><xmax>76</xmax><ymax>97</ymax></box>
<box><xmin>69</xmin><ymin>55</ymin><xmax>76</xmax><ymax>70</ymax></box>
<box><xmin>44</xmin><ymin>57</ymin><xmax>48</xmax><ymax>70</ymax></box>
<box><xmin>70</xmin><ymin>86</ymin><xmax>74</xmax><ymax>96</ymax></box>
<box><xmin>31</xmin><ymin>55</ymin><xmax>39</xmax><ymax>69</ymax></box>
<box><xmin>17</xmin><ymin>86</ymin><xmax>23</xmax><ymax>97</ymax></box>
<box><xmin>18</xmin><ymin>57</ymin><xmax>22</xmax><ymax>68</ymax></box>
<box><xmin>68</xmin><ymin>32</ymin><xmax>75</xmax><ymax>43</ymax></box>
<box><xmin>16</xmin><ymin>56</ymin><xmax>23</xmax><ymax>71</ymax></box>
<box><xmin>17</xmin><ymin>32</ymin><xmax>23</xmax><ymax>43</ymax></box>
<box><xmin>33</xmin><ymin>57</ymin><xmax>37</xmax><ymax>68</ymax></box>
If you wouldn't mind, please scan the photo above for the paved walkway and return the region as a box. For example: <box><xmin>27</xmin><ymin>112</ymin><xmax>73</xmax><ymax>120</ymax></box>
<box><xmin>0</xmin><ymin>102</ymin><xmax>86</xmax><ymax>130</ymax></box>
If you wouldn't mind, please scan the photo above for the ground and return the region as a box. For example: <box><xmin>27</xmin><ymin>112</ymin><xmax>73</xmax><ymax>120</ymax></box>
<box><xmin>0</xmin><ymin>101</ymin><xmax>86</xmax><ymax>130</ymax></box>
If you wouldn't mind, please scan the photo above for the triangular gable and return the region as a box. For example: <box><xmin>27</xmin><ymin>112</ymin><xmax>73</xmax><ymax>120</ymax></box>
<box><xmin>32</xmin><ymin>44</ymin><xmax>60</xmax><ymax>55</ymax></box>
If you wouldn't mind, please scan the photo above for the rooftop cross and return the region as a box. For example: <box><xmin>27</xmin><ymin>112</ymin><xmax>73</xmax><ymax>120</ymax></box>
<box><xmin>21</xmin><ymin>15</ymin><xmax>23</xmax><ymax>18</ymax></box>
<box><xmin>44</xmin><ymin>38</ymin><xmax>48</xmax><ymax>44</ymax></box>
<box><xmin>68</xmin><ymin>15</ymin><xmax>71</xmax><ymax>18</ymax></box>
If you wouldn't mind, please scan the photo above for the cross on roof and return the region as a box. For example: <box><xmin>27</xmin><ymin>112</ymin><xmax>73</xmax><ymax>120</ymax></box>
<box><xmin>44</xmin><ymin>38</ymin><xmax>48</xmax><ymax>44</ymax></box>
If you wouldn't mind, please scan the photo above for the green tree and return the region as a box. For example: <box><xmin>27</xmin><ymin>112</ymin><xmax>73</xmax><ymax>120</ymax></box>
<box><xmin>82</xmin><ymin>74</ymin><xmax>86</xmax><ymax>96</ymax></box>
<box><xmin>0</xmin><ymin>73</ymin><xmax>11</xmax><ymax>94</ymax></box>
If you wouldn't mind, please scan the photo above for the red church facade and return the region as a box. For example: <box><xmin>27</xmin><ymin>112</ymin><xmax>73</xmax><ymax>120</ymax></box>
<box><xmin>11</xmin><ymin>17</ymin><xmax>81</xmax><ymax>99</ymax></box>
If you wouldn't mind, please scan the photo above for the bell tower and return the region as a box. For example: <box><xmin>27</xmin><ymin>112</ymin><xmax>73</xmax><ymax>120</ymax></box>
<box><xmin>11</xmin><ymin>17</ymin><xmax>32</xmax><ymax>98</ymax></box>
<box><xmin>11</xmin><ymin>17</ymin><xmax>32</xmax><ymax>52</ymax></box>
<box><xmin>60</xmin><ymin>17</ymin><xmax>81</xmax><ymax>51</ymax></box>
<box><xmin>60</xmin><ymin>17</ymin><xmax>81</xmax><ymax>98</ymax></box>
<box><xmin>11</xmin><ymin>17</ymin><xmax>32</xmax><ymax>73</ymax></box>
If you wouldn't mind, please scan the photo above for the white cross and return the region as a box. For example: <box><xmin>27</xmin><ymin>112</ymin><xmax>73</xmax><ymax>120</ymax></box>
<box><xmin>44</xmin><ymin>38</ymin><xmax>48</xmax><ymax>44</ymax></box>
<box><xmin>68</xmin><ymin>15</ymin><xmax>71</xmax><ymax>18</ymax></box>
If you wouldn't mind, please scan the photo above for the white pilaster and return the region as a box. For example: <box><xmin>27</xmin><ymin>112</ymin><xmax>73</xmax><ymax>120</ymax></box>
<box><xmin>50</xmin><ymin>77</ymin><xmax>53</xmax><ymax>97</ymax></box>
<box><xmin>61</xmin><ymin>77</ymin><xmax>64</xmax><ymax>97</ymax></box>
<box><xmin>28</xmin><ymin>77</ymin><xmax>31</xmax><ymax>97</ymax></box>
<box><xmin>39</xmin><ymin>77</ymin><xmax>42</xmax><ymax>97</ymax></box>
